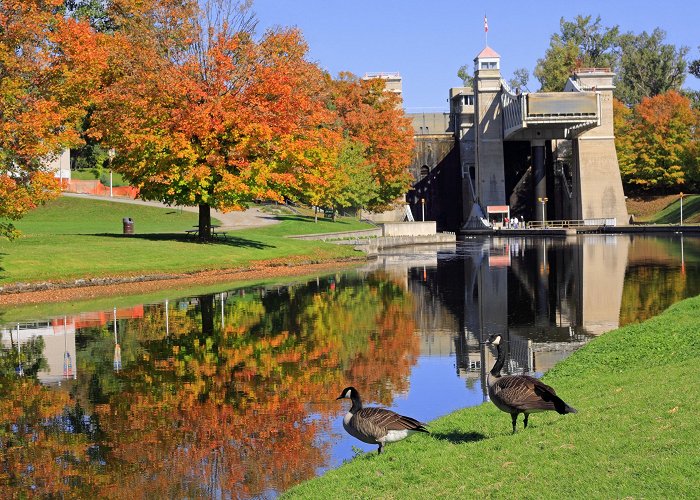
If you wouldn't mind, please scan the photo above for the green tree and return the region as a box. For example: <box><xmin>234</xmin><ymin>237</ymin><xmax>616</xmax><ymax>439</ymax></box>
<box><xmin>63</xmin><ymin>0</ymin><xmax>115</xmax><ymax>33</ymax></box>
<box><xmin>535</xmin><ymin>15</ymin><xmax>619</xmax><ymax>91</ymax></box>
<box><xmin>457</xmin><ymin>64</ymin><xmax>474</xmax><ymax>88</ymax></box>
<box><xmin>681</xmin><ymin>46</ymin><xmax>699</xmax><ymax>108</ymax></box>
<box><xmin>334</xmin><ymin>141</ymin><xmax>378</xmax><ymax>214</ymax></box>
<box><xmin>615</xmin><ymin>29</ymin><xmax>689</xmax><ymax>106</ymax></box>
<box><xmin>534</xmin><ymin>40</ymin><xmax>580</xmax><ymax>92</ymax></box>
<box><xmin>508</xmin><ymin>67</ymin><xmax>530</xmax><ymax>92</ymax></box>
<box><xmin>690</xmin><ymin>47</ymin><xmax>700</xmax><ymax>79</ymax></box>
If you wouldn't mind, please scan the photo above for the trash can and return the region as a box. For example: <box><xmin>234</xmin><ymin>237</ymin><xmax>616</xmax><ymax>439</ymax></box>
<box><xmin>122</xmin><ymin>217</ymin><xmax>134</xmax><ymax>235</ymax></box>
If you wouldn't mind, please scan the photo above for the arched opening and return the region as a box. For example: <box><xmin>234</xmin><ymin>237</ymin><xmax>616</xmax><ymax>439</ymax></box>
<box><xmin>420</xmin><ymin>165</ymin><xmax>429</xmax><ymax>179</ymax></box>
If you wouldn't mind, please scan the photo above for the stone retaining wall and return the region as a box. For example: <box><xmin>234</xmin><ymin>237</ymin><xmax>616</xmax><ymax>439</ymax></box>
<box><xmin>288</xmin><ymin>228</ymin><xmax>382</xmax><ymax>241</ymax></box>
<box><xmin>350</xmin><ymin>233</ymin><xmax>456</xmax><ymax>255</ymax></box>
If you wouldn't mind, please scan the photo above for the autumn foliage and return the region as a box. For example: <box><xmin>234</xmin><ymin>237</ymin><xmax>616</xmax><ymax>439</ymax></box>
<box><xmin>0</xmin><ymin>0</ymin><xmax>93</xmax><ymax>236</ymax></box>
<box><xmin>84</xmin><ymin>0</ymin><xmax>413</xmax><ymax>238</ymax></box>
<box><xmin>1</xmin><ymin>0</ymin><xmax>415</xmax><ymax>239</ymax></box>
<box><xmin>615</xmin><ymin>91</ymin><xmax>700</xmax><ymax>193</ymax></box>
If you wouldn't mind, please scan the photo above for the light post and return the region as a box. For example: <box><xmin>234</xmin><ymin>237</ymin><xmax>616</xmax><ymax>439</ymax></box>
<box><xmin>421</xmin><ymin>198</ymin><xmax>425</xmax><ymax>221</ymax></box>
<box><xmin>538</xmin><ymin>196</ymin><xmax>548</xmax><ymax>227</ymax></box>
<box><xmin>108</xmin><ymin>148</ymin><xmax>115</xmax><ymax>197</ymax></box>
<box><xmin>680</xmin><ymin>192</ymin><xmax>684</xmax><ymax>226</ymax></box>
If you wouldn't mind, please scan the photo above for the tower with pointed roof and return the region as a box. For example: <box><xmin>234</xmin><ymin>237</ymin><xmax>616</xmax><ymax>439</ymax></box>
<box><xmin>473</xmin><ymin>46</ymin><xmax>506</xmax><ymax>210</ymax></box>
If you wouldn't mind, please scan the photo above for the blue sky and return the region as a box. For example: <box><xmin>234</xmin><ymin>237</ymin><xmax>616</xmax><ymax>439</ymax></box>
<box><xmin>253</xmin><ymin>0</ymin><xmax>700</xmax><ymax>112</ymax></box>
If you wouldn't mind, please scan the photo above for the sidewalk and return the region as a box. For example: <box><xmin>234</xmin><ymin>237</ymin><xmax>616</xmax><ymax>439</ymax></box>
<box><xmin>62</xmin><ymin>192</ymin><xmax>279</xmax><ymax>231</ymax></box>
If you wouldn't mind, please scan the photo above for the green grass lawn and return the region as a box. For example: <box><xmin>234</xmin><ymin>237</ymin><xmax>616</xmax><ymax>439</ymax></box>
<box><xmin>632</xmin><ymin>194</ymin><xmax>700</xmax><ymax>224</ymax></box>
<box><xmin>71</xmin><ymin>169</ymin><xmax>129</xmax><ymax>186</ymax></box>
<box><xmin>0</xmin><ymin>197</ymin><xmax>371</xmax><ymax>285</ymax></box>
<box><xmin>285</xmin><ymin>296</ymin><xmax>700</xmax><ymax>499</ymax></box>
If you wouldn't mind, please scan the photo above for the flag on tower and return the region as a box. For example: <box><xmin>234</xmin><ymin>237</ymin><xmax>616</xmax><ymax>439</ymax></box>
<box><xmin>484</xmin><ymin>15</ymin><xmax>488</xmax><ymax>33</ymax></box>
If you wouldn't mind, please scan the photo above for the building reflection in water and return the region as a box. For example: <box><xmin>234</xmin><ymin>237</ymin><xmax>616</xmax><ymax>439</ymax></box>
<box><xmin>1</xmin><ymin>317</ymin><xmax>78</xmax><ymax>383</ymax></box>
<box><xmin>365</xmin><ymin>235</ymin><xmax>634</xmax><ymax>402</ymax></box>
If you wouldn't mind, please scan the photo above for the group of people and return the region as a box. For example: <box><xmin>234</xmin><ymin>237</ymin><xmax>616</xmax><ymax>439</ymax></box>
<box><xmin>503</xmin><ymin>216</ymin><xmax>524</xmax><ymax>229</ymax></box>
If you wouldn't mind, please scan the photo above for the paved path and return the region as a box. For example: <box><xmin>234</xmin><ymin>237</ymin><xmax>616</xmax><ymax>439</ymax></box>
<box><xmin>62</xmin><ymin>192</ymin><xmax>280</xmax><ymax>231</ymax></box>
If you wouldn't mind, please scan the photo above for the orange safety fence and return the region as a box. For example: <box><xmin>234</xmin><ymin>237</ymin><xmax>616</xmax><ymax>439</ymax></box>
<box><xmin>62</xmin><ymin>179</ymin><xmax>139</xmax><ymax>199</ymax></box>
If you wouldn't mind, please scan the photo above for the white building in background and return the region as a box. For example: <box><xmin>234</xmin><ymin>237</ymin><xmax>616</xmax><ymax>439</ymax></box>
<box><xmin>46</xmin><ymin>149</ymin><xmax>71</xmax><ymax>182</ymax></box>
<box><xmin>0</xmin><ymin>320</ymin><xmax>77</xmax><ymax>384</ymax></box>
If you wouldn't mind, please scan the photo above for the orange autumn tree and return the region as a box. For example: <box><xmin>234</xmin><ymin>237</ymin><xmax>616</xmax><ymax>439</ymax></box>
<box><xmin>615</xmin><ymin>91</ymin><xmax>700</xmax><ymax>192</ymax></box>
<box><xmin>330</xmin><ymin>73</ymin><xmax>414</xmax><ymax>212</ymax></box>
<box><xmin>0</xmin><ymin>0</ymin><xmax>93</xmax><ymax>238</ymax></box>
<box><xmin>90</xmin><ymin>0</ymin><xmax>336</xmax><ymax>240</ymax></box>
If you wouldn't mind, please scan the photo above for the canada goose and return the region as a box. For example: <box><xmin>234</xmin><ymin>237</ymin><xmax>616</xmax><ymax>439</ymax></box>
<box><xmin>336</xmin><ymin>386</ymin><xmax>429</xmax><ymax>454</ymax></box>
<box><xmin>486</xmin><ymin>334</ymin><xmax>577</xmax><ymax>433</ymax></box>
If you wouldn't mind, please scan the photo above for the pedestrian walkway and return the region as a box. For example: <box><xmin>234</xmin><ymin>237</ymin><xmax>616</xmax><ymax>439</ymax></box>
<box><xmin>61</xmin><ymin>192</ymin><xmax>280</xmax><ymax>231</ymax></box>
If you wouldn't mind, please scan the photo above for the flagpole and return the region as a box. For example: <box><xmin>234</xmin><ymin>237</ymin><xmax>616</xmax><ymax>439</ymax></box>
<box><xmin>484</xmin><ymin>14</ymin><xmax>488</xmax><ymax>46</ymax></box>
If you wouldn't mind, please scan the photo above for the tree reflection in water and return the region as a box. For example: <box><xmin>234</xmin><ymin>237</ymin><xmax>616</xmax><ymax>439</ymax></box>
<box><xmin>0</xmin><ymin>273</ymin><xmax>418</xmax><ymax>497</ymax></box>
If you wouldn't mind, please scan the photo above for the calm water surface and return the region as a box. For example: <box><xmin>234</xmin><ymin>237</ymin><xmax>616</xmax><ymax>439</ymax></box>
<box><xmin>1</xmin><ymin>234</ymin><xmax>698</xmax><ymax>497</ymax></box>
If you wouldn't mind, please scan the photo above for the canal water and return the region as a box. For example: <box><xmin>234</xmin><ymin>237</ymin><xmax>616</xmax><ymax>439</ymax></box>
<box><xmin>1</xmin><ymin>234</ymin><xmax>698</xmax><ymax>497</ymax></box>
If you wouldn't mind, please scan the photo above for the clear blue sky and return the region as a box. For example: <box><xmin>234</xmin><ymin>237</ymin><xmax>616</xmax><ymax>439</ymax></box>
<box><xmin>252</xmin><ymin>0</ymin><xmax>700</xmax><ymax>112</ymax></box>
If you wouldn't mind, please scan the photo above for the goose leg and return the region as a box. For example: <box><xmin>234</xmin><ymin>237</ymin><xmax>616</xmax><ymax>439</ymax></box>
<box><xmin>511</xmin><ymin>413</ymin><xmax>518</xmax><ymax>434</ymax></box>
<box><xmin>523</xmin><ymin>413</ymin><xmax>529</xmax><ymax>429</ymax></box>
<box><xmin>377</xmin><ymin>443</ymin><xmax>383</xmax><ymax>455</ymax></box>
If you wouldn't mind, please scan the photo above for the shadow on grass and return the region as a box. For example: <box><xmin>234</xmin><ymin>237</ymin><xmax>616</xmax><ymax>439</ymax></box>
<box><xmin>0</xmin><ymin>252</ymin><xmax>5</xmax><ymax>281</ymax></box>
<box><xmin>430</xmin><ymin>430</ymin><xmax>486</xmax><ymax>444</ymax></box>
<box><xmin>91</xmin><ymin>233</ymin><xmax>274</xmax><ymax>249</ymax></box>
<box><xmin>654</xmin><ymin>196</ymin><xmax>700</xmax><ymax>224</ymax></box>
<box><xmin>271</xmin><ymin>215</ymin><xmax>361</xmax><ymax>226</ymax></box>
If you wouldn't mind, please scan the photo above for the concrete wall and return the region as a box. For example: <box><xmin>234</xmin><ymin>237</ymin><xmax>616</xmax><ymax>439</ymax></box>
<box><xmin>571</xmin><ymin>71</ymin><xmax>629</xmax><ymax>224</ymax></box>
<box><xmin>288</xmin><ymin>228</ymin><xmax>382</xmax><ymax>241</ymax></box>
<box><xmin>357</xmin><ymin>233</ymin><xmax>456</xmax><ymax>254</ymax></box>
<box><xmin>360</xmin><ymin>204</ymin><xmax>408</xmax><ymax>223</ymax></box>
<box><xmin>410</xmin><ymin>135</ymin><xmax>456</xmax><ymax>182</ymax></box>
<box><xmin>381</xmin><ymin>221</ymin><xmax>436</xmax><ymax>236</ymax></box>
<box><xmin>410</xmin><ymin>112</ymin><xmax>451</xmax><ymax>135</ymax></box>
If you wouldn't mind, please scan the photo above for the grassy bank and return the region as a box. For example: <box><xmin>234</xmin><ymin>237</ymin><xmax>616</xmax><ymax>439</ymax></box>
<box><xmin>0</xmin><ymin>197</ymin><xmax>371</xmax><ymax>285</ymax></box>
<box><xmin>627</xmin><ymin>194</ymin><xmax>700</xmax><ymax>224</ymax></box>
<box><xmin>285</xmin><ymin>296</ymin><xmax>700</xmax><ymax>498</ymax></box>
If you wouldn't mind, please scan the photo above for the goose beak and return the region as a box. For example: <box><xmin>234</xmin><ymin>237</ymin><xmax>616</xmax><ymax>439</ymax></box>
<box><xmin>336</xmin><ymin>395</ymin><xmax>344</xmax><ymax>400</ymax></box>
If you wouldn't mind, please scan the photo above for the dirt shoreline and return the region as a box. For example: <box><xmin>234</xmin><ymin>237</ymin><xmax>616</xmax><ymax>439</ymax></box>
<box><xmin>0</xmin><ymin>257</ymin><xmax>366</xmax><ymax>306</ymax></box>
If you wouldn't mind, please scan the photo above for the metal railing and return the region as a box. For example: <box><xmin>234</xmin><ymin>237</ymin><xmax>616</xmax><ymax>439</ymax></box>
<box><xmin>576</xmin><ymin>67</ymin><xmax>613</xmax><ymax>73</ymax></box>
<box><xmin>527</xmin><ymin>220</ymin><xmax>584</xmax><ymax>229</ymax></box>
<box><xmin>527</xmin><ymin>218</ymin><xmax>617</xmax><ymax>229</ymax></box>
<box><xmin>500</xmin><ymin>79</ymin><xmax>525</xmax><ymax>138</ymax></box>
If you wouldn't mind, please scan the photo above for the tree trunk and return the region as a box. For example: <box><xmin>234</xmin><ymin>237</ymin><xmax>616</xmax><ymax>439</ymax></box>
<box><xmin>200</xmin><ymin>294</ymin><xmax>214</xmax><ymax>336</ymax></box>
<box><xmin>198</xmin><ymin>203</ymin><xmax>211</xmax><ymax>242</ymax></box>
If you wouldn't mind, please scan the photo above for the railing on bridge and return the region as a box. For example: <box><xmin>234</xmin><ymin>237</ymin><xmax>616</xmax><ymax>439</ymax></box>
<box><xmin>526</xmin><ymin>218</ymin><xmax>617</xmax><ymax>229</ymax></box>
<box><xmin>500</xmin><ymin>79</ymin><xmax>525</xmax><ymax>139</ymax></box>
